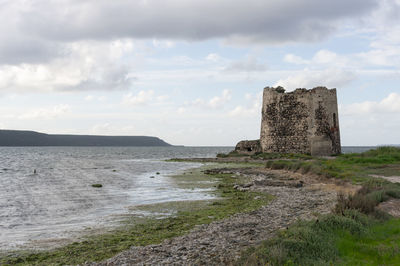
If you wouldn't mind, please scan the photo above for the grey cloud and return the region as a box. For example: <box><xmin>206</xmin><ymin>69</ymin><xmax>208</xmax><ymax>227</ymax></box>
<box><xmin>0</xmin><ymin>37</ymin><xmax>60</xmax><ymax>65</ymax></box>
<box><xmin>0</xmin><ymin>0</ymin><xmax>379</xmax><ymax>65</ymax></box>
<box><xmin>19</xmin><ymin>0</ymin><xmax>378</xmax><ymax>42</ymax></box>
<box><xmin>0</xmin><ymin>1</ymin><xmax>59</xmax><ymax>64</ymax></box>
<box><xmin>223</xmin><ymin>57</ymin><xmax>267</xmax><ymax>72</ymax></box>
<box><xmin>59</xmin><ymin>65</ymin><xmax>133</xmax><ymax>91</ymax></box>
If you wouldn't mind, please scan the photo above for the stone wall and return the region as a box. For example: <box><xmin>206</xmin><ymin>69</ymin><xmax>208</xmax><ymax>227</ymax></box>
<box><xmin>260</xmin><ymin>86</ymin><xmax>341</xmax><ymax>156</ymax></box>
<box><xmin>234</xmin><ymin>140</ymin><xmax>262</xmax><ymax>155</ymax></box>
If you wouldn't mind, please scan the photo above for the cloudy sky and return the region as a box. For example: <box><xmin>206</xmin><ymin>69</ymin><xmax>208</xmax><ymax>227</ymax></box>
<box><xmin>0</xmin><ymin>0</ymin><xmax>399</xmax><ymax>146</ymax></box>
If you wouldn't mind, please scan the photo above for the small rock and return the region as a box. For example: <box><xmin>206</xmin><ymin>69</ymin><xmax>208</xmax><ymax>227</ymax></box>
<box><xmin>242</xmin><ymin>183</ymin><xmax>253</xmax><ymax>188</ymax></box>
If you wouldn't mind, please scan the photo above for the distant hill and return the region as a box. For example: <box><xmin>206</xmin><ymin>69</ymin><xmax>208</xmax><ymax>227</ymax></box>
<box><xmin>0</xmin><ymin>130</ymin><xmax>172</xmax><ymax>147</ymax></box>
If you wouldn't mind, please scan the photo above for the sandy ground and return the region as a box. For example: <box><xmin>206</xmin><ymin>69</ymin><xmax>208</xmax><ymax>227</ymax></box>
<box><xmin>368</xmin><ymin>174</ymin><xmax>400</xmax><ymax>217</ymax></box>
<box><xmin>369</xmin><ymin>174</ymin><xmax>400</xmax><ymax>183</ymax></box>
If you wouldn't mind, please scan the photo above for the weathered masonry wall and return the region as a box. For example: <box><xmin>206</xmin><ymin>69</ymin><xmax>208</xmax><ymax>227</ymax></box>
<box><xmin>234</xmin><ymin>140</ymin><xmax>262</xmax><ymax>154</ymax></box>
<box><xmin>260</xmin><ymin>86</ymin><xmax>341</xmax><ymax>156</ymax></box>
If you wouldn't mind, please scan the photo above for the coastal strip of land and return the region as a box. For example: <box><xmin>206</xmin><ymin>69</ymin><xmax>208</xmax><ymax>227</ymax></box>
<box><xmin>91</xmin><ymin>168</ymin><xmax>342</xmax><ymax>265</ymax></box>
<box><xmin>95</xmin><ymin>147</ymin><xmax>400</xmax><ymax>265</ymax></box>
<box><xmin>2</xmin><ymin>147</ymin><xmax>400</xmax><ymax>265</ymax></box>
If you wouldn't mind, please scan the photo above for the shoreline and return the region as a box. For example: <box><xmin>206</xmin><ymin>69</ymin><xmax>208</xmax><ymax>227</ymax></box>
<box><xmin>91</xmin><ymin>166</ymin><xmax>346</xmax><ymax>265</ymax></box>
<box><xmin>0</xmin><ymin>158</ymin><xmax>209</xmax><ymax>252</ymax></box>
<box><xmin>3</xmin><ymin>148</ymin><xmax>400</xmax><ymax>265</ymax></box>
<box><xmin>0</xmin><ymin>161</ymin><xmax>272</xmax><ymax>265</ymax></box>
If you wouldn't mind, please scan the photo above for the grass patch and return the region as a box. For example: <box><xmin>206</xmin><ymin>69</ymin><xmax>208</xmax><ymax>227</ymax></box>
<box><xmin>339</xmin><ymin>146</ymin><xmax>400</xmax><ymax>165</ymax></box>
<box><xmin>337</xmin><ymin>218</ymin><xmax>400</xmax><ymax>265</ymax></box>
<box><xmin>238</xmin><ymin>147</ymin><xmax>400</xmax><ymax>265</ymax></box>
<box><xmin>0</xmin><ymin>165</ymin><xmax>272</xmax><ymax>266</ymax></box>
<box><xmin>251</xmin><ymin>152</ymin><xmax>312</xmax><ymax>160</ymax></box>
<box><xmin>215</xmin><ymin>151</ymin><xmax>313</xmax><ymax>160</ymax></box>
<box><xmin>367</xmin><ymin>164</ymin><xmax>400</xmax><ymax>177</ymax></box>
<box><xmin>264</xmin><ymin>147</ymin><xmax>400</xmax><ymax>184</ymax></box>
<box><xmin>238</xmin><ymin>210</ymin><xmax>400</xmax><ymax>266</ymax></box>
<box><xmin>216</xmin><ymin>150</ymin><xmax>249</xmax><ymax>158</ymax></box>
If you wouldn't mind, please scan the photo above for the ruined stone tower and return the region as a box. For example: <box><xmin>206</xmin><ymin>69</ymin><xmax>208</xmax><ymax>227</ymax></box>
<box><xmin>260</xmin><ymin>86</ymin><xmax>341</xmax><ymax>156</ymax></box>
<box><xmin>235</xmin><ymin>86</ymin><xmax>341</xmax><ymax>156</ymax></box>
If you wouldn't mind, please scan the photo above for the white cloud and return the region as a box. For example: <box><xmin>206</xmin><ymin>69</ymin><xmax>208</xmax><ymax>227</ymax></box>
<box><xmin>312</xmin><ymin>50</ymin><xmax>340</xmax><ymax>65</ymax></box>
<box><xmin>284</xmin><ymin>49</ymin><xmax>348</xmax><ymax>67</ymax></box>
<box><xmin>91</xmin><ymin>123</ymin><xmax>112</xmax><ymax>134</ymax></box>
<box><xmin>84</xmin><ymin>95</ymin><xmax>107</xmax><ymax>102</ymax></box>
<box><xmin>206</xmin><ymin>53</ymin><xmax>222</xmax><ymax>62</ymax></box>
<box><xmin>274</xmin><ymin>68</ymin><xmax>356</xmax><ymax>90</ymax></box>
<box><xmin>282</xmin><ymin>44</ymin><xmax>400</xmax><ymax>73</ymax></box>
<box><xmin>0</xmin><ymin>40</ymin><xmax>134</xmax><ymax>93</ymax></box>
<box><xmin>91</xmin><ymin>123</ymin><xmax>137</xmax><ymax>135</ymax></box>
<box><xmin>152</xmin><ymin>39</ymin><xmax>175</xmax><ymax>49</ymax></box>
<box><xmin>341</xmin><ymin>92</ymin><xmax>400</xmax><ymax>115</ymax></box>
<box><xmin>209</xmin><ymin>89</ymin><xmax>232</xmax><ymax>108</ymax></box>
<box><xmin>228</xmin><ymin>92</ymin><xmax>262</xmax><ymax>118</ymax></box>
<box><xmin>184</xmin><ymin>89</ymin><xmax>232</xmax><ymax>109</ymax></box>
<box><xmin>17</xmin><ymin>104</ymin><xmax>71</xmax><ymax>120</ymax></box>
<box><xmin>347</xmin><ymin>1</ymin><xmax>400</xmax><ymax>68</ymax></box>
<box><xmin>85</xmin><ymin>95</ymin><xmax>94</xmax><ymax>101</ymax></box>
<box><xmin>284</xmin><ymin>54</ymin><xmax>309</xmax><ymax>65</ymax></box>
<box><xmin>97</xmin><ymin>96</ymin><xmax>107</xmax><ymax>102</ymax></box>
<box><xmin>177</xmin><ymin>107</ymin><xmax>186</xmax><ymax>114</ymax></box>
<box><xmin>191</xmin><ymin>98</ymin><xmax>206</xmax><ymax>106</ymax></box>
<box><xmin>157</xmin><ymin>95</ymin><xmax>169</xmax><ymax>102</ymax></box>
<box><xmin>356</xmin><ymin>46</ymin><xmax>400</xmax><ymax>67</ymax></box>
<box><xmin>170</xmin><ymin>56</ymin><xmax>197</xmax><ymax>66</ymax></box>
<box><xmin>122</xmin><ymin>90</ymin><xmax>155</xmax><ymax>106</ymax></box>
<box><xmin>339</xmin><ymin>92</ymin><xmax>400</xmax><ymax>145</ymax></box>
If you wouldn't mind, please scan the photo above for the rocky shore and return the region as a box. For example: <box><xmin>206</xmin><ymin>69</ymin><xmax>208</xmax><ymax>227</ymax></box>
<box><xmin>89</xmin><ymin>167</ymin><xmax>355</xmax><ymax>265</ymax></box>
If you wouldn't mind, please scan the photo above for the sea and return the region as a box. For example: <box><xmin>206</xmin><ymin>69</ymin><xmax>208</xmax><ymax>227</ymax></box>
<box><xmin>0</xmin><ymin>146</ymin><xmax>373</xmax><ymax>250</ymax></box>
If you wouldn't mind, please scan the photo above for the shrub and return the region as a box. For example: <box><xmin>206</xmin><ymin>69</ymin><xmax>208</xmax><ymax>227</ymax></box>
<box><xmin>335</xmin><ymin>192</ymin><xmax>376</xmax><ymax>215</ymax></box>
<box><xmin>265</xmin><ymin>160</ymin><xmax>274</xmax><ymax>168</ymax></box>
<box><xmin>334</xmin><ymin>183</ymin><xmax>400</xmax><ymax>216</ymax></box>
<box><xmin>252</xmin><ymin>152</ymin><xmax>312</xmax><ymax>160</ymax></box>
<box><xmin>386</xmin><ymin>189</ymin><xmax>400</xmax><ymax>198</ymax></box>
<box><xmin>270</xmin><ymin>161</ymin><xmax>289</xmax><ymax>170</ymax></box>
<box><xmin>299</xmin><ymin>163</ymin><xmax>312</xmax><ymax>174</ymax></box>
<box><xmin>217</xmin><ymin>151</ymin><xmax>249</xmax><ymax>158</ymax></box>
<box><xmin>338</xmin><ymin>146</ymin><xmax>400</xmax><ymax>165</ymax></box>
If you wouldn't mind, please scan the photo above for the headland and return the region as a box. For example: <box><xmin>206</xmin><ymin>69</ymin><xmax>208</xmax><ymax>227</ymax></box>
<box><xmin>0</xmin><ymin>130</ymin><xmax>171</xmax><ymax>146</ymax></box>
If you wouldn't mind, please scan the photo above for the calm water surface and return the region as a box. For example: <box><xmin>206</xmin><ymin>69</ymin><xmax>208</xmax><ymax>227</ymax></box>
<box><xmin>0</xmin><ymin>146</ymin><xmax>232</xmax><ymax>250</ymax></box>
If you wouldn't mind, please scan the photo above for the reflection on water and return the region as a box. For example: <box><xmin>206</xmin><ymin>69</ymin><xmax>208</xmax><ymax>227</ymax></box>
<box><xmin>0</xmin><ymin>146</ymin><xmax>232</xmax><ymax>250</ymax></box>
